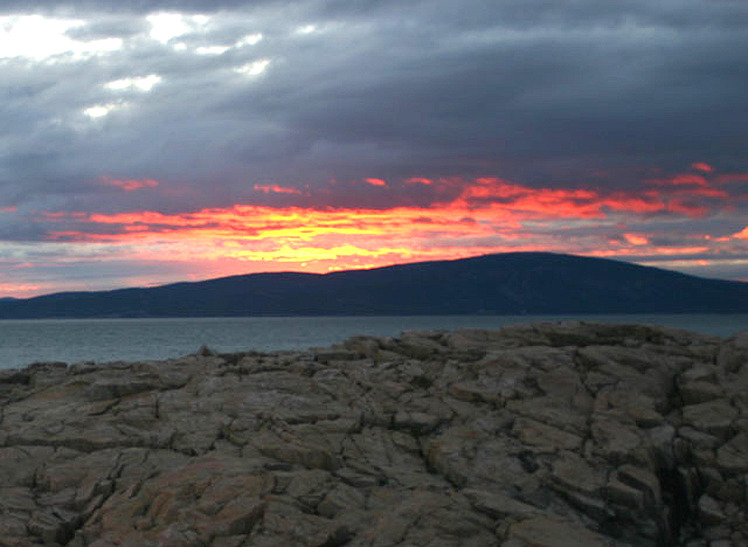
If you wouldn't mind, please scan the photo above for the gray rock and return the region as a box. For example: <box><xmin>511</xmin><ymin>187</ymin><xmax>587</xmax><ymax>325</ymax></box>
<box><xmin>698</xmin><ymin>494</ymin><xmax>726</xmax><ymax>525</ymax></box>
<box><xmin>617</xmin><ymin>464</ymin><xmax>662</xmax><ymax>508</ymax></box>
<box><xmin>462</xmin><ymin>488</ymin><xmax>541</xmax><ymax>519</ymax></box>
<box><xmin>682</xmin><ymin>400</ymin><xmax>738</xmax><ymax>440</ymax></box>
<box><xmin>513</xmin><ymin>417</ymin><xmax>584</xmax><ymax>453</ymax></box>
<box><xmin>605</xmin><ymin>478</ymin><xmax>645</xmax><ymax>509</ymax></box>
<box><xmin>716</xmin><ymin>432</ymin><xmax>748</xmax><ymax>474</ymax></box>
<box><xmin>679</xmin><ymin>380</ymin><xmax>725</xmax><ymax>405</ymax></box>
<box><xmin>717</xmin><ymin>332</ymin><xmax>748</xmax><ymax>373</ymax></box>
<box><xmin>0</xmin><ymin>322</ymin><xmax>745</xmax><ymax>545</ymax></box>
<box><xmin>549</xmin><ymin>451</ymin><xmax>605</xmax><ymax>497</ymax></box>
<box><xmin>504</xmin><ymin>516</ymin><xmax>611</xmax><ymax>546</ymax></box>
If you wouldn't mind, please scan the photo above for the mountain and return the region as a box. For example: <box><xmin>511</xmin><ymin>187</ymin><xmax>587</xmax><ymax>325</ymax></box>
<box><xmin>0</xmin><ymin>252</ymin><xmax>746</xmax><ymax>318</ymax></box>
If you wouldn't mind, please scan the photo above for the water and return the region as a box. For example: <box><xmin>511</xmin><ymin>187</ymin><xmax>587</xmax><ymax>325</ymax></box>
<box><xmin>0</xmin><ymin>314</ymin><xmax>746</xmax><ymax>370</ymax></box>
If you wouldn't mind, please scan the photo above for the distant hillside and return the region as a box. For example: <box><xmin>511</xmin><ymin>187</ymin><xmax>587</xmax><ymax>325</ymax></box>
<box><xmin>0</xmin><ymin>253</ymin><xmax>746</xmax><ymax>318</ymax></box>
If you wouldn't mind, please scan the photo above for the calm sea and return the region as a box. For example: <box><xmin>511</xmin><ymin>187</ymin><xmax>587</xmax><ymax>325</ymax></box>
<box><xmin>0</xmin><ymin>314</ymin><xmax>746</xmax><ymax>371</ymax></box>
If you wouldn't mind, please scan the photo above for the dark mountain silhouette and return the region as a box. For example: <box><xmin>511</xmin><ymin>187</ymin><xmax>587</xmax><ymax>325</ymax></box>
<box><xmin>0</xmin><ymin>253</ymin><xmax>745</xmax><ymax>318</ymax></box>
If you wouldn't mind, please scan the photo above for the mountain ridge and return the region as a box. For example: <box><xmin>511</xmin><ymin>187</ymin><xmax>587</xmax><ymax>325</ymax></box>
<box><xmin>1</xmin><ymin>252</ymin><xmax>746</xmax><ymax>318</ymax></box>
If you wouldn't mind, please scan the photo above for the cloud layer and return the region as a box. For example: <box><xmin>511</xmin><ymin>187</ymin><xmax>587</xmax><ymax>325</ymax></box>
<box><xmin>0</xmin><ymin>1</ymin><xmax>746</xmax><ymax>296</ymax></box>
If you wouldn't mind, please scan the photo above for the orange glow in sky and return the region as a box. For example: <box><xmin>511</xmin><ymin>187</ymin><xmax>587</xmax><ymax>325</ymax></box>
<box><xmin>623</xmin><ymin>233</ymin><xmax>649</xmax><ymax>246</ymax></box>
<box><xmin>1</xmin><ymin>167</ymin><xmax>745</xmax><ymax>297</ymax></box>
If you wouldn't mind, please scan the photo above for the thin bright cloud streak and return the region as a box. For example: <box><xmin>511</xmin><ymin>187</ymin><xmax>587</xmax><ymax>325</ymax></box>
<box><xmin>83</xmin><ymin>104</ymin><xmax>121</xmax><ymax>119</ymax></box>
<box><xmin>234</xmin><ymin>59</ymin><xmax>271</xmax><ymax>76</ymax></box>
<box><xmin>104</xmin><ymin>75</ymin><xmax>162</xmax><ymax>92</ymax></box>
<box><xmin>100</xmin><ymin>176</ymin><xmax>159</xmax><ymax>191</ymax></box>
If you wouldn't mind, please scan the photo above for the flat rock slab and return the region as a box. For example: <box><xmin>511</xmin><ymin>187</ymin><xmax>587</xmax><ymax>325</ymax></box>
<box><xmin>0</xmin><ymin>321</ymin><xmax>746</xmax><ymax>546</ymax></box>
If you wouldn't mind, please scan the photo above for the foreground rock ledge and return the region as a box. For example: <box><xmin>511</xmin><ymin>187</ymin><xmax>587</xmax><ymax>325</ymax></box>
<box><xmin>1</xmin><ymin>321</ymin><xmax>746</xmax><ymax>546</ymax></box>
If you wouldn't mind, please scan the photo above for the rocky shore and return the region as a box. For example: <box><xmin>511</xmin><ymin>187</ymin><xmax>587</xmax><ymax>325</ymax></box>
<box><xmin>0</xmin><ymin>321</ymin><xmax>746</xmax><ymax>546</ymax></box>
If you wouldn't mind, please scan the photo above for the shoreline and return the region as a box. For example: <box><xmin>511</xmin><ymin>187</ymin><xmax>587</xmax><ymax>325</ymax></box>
<box><xmin>1</xmin><ymin>321</ymin><xmax>746</xmax><ymax>545</ymax></box>
<box><xmin>1</xmin><ymin>314</ymin><xmax>745</xmax><ymax>372</ymax></box>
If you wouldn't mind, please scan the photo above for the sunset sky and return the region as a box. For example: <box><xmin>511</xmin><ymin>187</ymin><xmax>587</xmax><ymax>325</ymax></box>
<box><xmin>1</xmin><ymin>0</ymin><xmax>747</xmax><ymax>297</ymax></box>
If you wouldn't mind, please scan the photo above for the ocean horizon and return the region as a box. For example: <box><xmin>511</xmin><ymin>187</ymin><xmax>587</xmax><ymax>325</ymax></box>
<box><xmin>1</xmin><ymin>314</ymin><xmax>746</xmax><ymax>371</ymax></box>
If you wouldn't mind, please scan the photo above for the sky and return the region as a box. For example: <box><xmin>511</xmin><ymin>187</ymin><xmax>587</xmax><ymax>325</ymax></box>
<box><xmin>1</xmin><ymin>0</ymin><xmax>747</xmax><ymax>298</ymax></box>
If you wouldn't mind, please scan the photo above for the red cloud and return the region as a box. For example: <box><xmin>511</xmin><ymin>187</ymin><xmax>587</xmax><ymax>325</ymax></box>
<box><xmin>732</xmin><ymin>226</ymin><xmax>748</xmax><ymax>240</ymax></box>
<box><xmin>101</xmin><ymin>176</ymin><xmax>159</xmax><ymax>191</ymax></box>
<box><xmin>715</xmin><ymin>174</ymin><xmax>748</xmax><ymax>184</ymax></box>
<box><xmin>33</xmin><ymin>166</ymin><xmax>744</xmax><ymax>289</ymax></box>
<box><xmin>253</xmin><ymin>184</ymin><xmax>302</xmax><ymax>195</ymax></box>
<box><xmin>647</xmin><ymin>174</ymin><xmax>709</xmax><ymax>187</ymax></box>
<box><xmin>66</xmin><ymin>173</ymin><xmax>733</xmax><ymax>246</ymax></box>
<box><xmin>623</xmin><ymin>233</ymin><xmax>649</xmax><ymax>246</ymax></box>
<box><xmin>365</xmin><ymin>178</ymin><xmax>388</xmax><ymax>187</ymax></box>
<box><xmin>640</xmin><ymin>169</ymin><xmax>729</xmax><ymax>213</ymax></box>
<box><xmin>458</xmin><ymin>177</ymin><xmax>670</xmax><ymax>218</ymax></box>
<box><xmin>691</xmin><ymin>162</ymin><xmax>713</xmax><ymax>173</ymax></box>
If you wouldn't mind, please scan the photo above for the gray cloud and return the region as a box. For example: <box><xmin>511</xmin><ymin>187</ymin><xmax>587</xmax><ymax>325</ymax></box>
<box><xmin>3</xmin><ymin>1</ymin><xmax>746</xmax><ymax>201</ymax></box>
<box><xmin>0</xmin><ymin>0</ymin><xmax>746</xmax><ymax>290</ymax></box>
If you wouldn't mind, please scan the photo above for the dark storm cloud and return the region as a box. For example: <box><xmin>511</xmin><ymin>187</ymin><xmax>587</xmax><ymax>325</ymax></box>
<box><xmin>204</xmin><ymin>0</ymin><xmax>748</xmax><ymax>189</ymax></box>
<box><xmin>2</xmin><ymin>0</ymin><xmax>747</xmax><ymax>207</ymax></box>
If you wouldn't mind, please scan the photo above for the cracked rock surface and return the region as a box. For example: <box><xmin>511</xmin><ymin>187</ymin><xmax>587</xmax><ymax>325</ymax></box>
<box><xmin>0</xmin><ymin>321</ymin><xmax>746</xmax><ymax>546</ymax></box>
